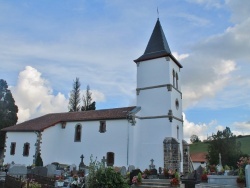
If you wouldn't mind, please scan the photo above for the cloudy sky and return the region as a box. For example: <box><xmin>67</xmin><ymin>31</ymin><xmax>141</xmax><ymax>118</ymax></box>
<box><xmin>1</xmin><ymin>0</ymin><xmax>250</xmax><ymax>142</ymax></box>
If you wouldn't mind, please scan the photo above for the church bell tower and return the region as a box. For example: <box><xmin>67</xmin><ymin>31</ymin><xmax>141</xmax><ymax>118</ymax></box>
<box><xmin>132</xmin><ymin>19</ymin><xmax>187</xmax><ymax>172</ymax></box>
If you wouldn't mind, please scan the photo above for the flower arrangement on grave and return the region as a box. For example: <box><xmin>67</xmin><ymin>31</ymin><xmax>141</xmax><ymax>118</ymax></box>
<box><xmin>170</xmin><ymin>171</ymin><xmax>180</xmax><ymax>186</ymax></box>
<box><xmin>209</xmin><ymin>164</ymin><xmax>217</xmax><ymax>173</ymax></box>
<box><xmin>236</xmin><ymin>156</ymin><xmax>250</xmax><ymax>184</ymax></box>
<box><xmin>142</xmin><ymin>169</ymin><xmax>150</xmax><ymax>179</ymax></box>
<box><xmin>201</xmin><ymin>173</ymin><xmax>208</xmax><ymax>181</ymax></box>
<box><xmin>132</xmin><ymin>173</ymin><xmax>142</xmax><ymax>185</ymax></box>
<box><xmin>23</xmin><ymin>179</ymin><xmax>42</xmax><ymax>188</ymax></box>
<box><xmin>58</xmin><ymin>176</ymin><xmax>64</xmax><ymax>182</ymax></box>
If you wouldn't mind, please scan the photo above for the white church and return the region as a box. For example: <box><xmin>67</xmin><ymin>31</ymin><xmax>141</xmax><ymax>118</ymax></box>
<box><xmin>1</xmin><ymin>19</ymin><xmax>190</xmax><ymax>173</ymax></box>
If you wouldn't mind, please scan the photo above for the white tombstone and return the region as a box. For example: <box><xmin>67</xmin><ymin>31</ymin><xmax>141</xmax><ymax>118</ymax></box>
<box><xmin>70</xmin><ymin>164</ymin><xmax>77</xmax><ymax>172</ymax></box>
<box><xmin>120</xmin><ymin>166</ymin><xmax>127</xmax><ymax>176</ymax></box>
<box><xmin>245</xmin><ymin>164</ymin><xmax>250</xmax><ymax>188</ymax></box>
<box><xmin>128</xmin><ymin>165</ymin><xmax>135</xmax><ymax>172</ymax></box>
<box><xmin>46</xmin><ymin>164</ymin><xmax>56</xmax><ymax>177</ymax></box>
<box><xmin>8</xmin><ymin>164</ymin><xmax>27</xmax><ymax>176</ymax></box>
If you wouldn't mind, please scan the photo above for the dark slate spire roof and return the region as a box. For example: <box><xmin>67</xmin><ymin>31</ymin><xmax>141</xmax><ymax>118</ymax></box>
<box><xmin>134</xmin><ymin>19</ymin><xmax>183</xmax><ymax>68</ymax></box>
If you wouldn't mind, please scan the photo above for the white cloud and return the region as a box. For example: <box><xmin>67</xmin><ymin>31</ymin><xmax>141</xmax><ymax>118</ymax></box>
<box><xmin>186</xmin><ymin>0</ymin><xmax>223</xmax><ymax>8</ymax></box>
<box><xmin>172</xmin><ymin>52</ymin><xmax>189</xmax><ymax>61</ymax></box>
<box><xmin>232</xmin><ymin>121</ymin><xmax>250</xmax><ymax>136</ymax></box>
<box><xmin>183</xmin><ymin>113</ymin><xmax>210</xmax><ymax>142</ymax></box>
<box><xmin>11</xmin><ymin>66</ymin><xmax>69</xmax><ymax>123</ymax></box>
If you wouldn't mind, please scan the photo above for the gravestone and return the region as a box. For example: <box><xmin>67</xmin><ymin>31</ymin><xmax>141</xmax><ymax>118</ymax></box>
<box><xmin>245</xmin><ymin>164</ymin><xmax>250</xmax><ymax>188</ymax></box>
<box><xmin>182</xmin><ymin>165</ymin><xmax>203</xmax><ymax>188</ymax></box>
<box><xmin>101</xmin><ymin>156</ymin><xmax>107</xmax><ymax>167</ymax></box>
<box><xmin>120</xmin><ymin>166</ymin><xmax>127</xmax><ymax>176</ymax></box>
<box><xmin>149</xmin><ymin>159</ymin><xmax>155</xmax><ymax>170</ymax></box>
<box><xmin>128</xmin><ymin>165</ymin><xmax>135</xmax><ymax>172</ymax></box>
<box><xmin>70</xmin><ymin>164</ymin><xmax>76</xmax><ymax>172</ymax></box>
<box><xmin>79</xmin><ymin>154</ymin><xmax>86</xmax><ymax>171</ymax></box>
<box><xmin>54</xmin><ymin>170</ymin><xmax>64</xmax><ymax>177</ymax></box>
<box><xmin>31</xmin><ymin>167</ymin><xmax>48</xmax><ymax>177</ymax></box>
<box><xmin>149</xmin><ymin>169</ymin><xmax>158</xmax><ymax>179</ymax></box>
<box><xmin>8</xmin><ymin>164</ymin><xmax>27</xmax><ymax>176</ymax></box>
<box><xmin>46</xmin><ymin>164</ymin><xmax>56</xmax><ymax>177</ymax></box>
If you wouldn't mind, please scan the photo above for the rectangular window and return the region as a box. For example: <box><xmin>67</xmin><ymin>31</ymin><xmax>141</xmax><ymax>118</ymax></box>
<box><xmin>23</xmin><ymin>143</ymin><xmax>30</xmax><ymax>156</ymax></box>
<box><xmin>99</xmin><ymin>121</ymin><xmax>106</xmax><ymax>133</ymax></box>
<box><xmin>10</xmin><ymin>142</ymin><xmax>16</xmax><ymax>155</ymax></box>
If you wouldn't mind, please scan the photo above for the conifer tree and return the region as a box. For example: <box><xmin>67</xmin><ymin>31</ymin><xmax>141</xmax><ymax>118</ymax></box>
<box><xmin>0</xmin><ymin>79</ymin><xmax>18</xmax><ymax>148</ymax></box>
<box><xmin>68</xmin><ymin>77</ymin><xmax>81</xmax><ymax>112</ymax></box>
<box><xmin>81</xmin><ymin>85</ymin><xmax>96</xmax><ymax>111</ymax></box>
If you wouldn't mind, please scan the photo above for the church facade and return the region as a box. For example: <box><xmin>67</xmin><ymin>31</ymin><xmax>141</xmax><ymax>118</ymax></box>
<box><xmin>2</xmin><ymin>19</ymin><xmax>190</xmax><ymax>173</ymax></box>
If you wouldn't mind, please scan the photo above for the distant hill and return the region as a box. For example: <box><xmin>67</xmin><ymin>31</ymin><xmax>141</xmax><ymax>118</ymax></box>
<box><xmin>189</xmin><ymin>135</ymin><xmax>250</xmax><ymax>155</ymax></box>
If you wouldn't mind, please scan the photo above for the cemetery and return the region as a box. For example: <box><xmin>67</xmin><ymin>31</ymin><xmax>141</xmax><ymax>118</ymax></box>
<box><xmin>0</xmin><ymin>153</ymin><xmax>250</xmax><ymax>187</ymax></box>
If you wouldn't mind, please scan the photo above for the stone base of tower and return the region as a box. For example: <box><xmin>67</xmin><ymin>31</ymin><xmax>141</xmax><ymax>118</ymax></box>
<box><xmin>163</xmin><ymin>137</ymin><xmax>190</xmax><ymax>174</ymax></box>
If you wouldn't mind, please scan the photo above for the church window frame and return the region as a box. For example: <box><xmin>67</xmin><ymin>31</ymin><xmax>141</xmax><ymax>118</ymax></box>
<box><xmin>175</xmin><ymin>99</ymin><xmax>179</xmax><ymax>110</ymax></box>
<box><xmin>74</xmin><ymin>124</ymin><xmax>82</xmax><ymax>142</ymax></box>
<box><xmin>10</xmin><ymin>142</ymin><xmax>16</xmax><ymax>155</ymax></box>
<box><xmin>106</xmin><ymin>152</ymin><xmax>115</xmax><ymax>166</ymax></box>
<box><xmin>172</xmin><ymin>69</ymin><xmax>175</xmax><ymax>88</ymax></box>
<box><xmin>176</xmin><ymin>72</ymin><xmax>179</xmax><ymax>89</ymax></box>
<box><xmin>99</xmin><ymin>121</ymin><xmax>106</xmax><ymax>133</ymax></box>
<box><xmin>23</xmin><ymin>142</ymin><xmax>30</xmax><ymax>157</ymax></box>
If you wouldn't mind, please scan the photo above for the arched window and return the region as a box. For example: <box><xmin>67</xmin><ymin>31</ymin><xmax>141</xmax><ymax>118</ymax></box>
<box><xmin>172</xmin><ymin>69</ymin><xmax>175</xmax><ymax>88</ymax></box>
<box><xmin>75</xmin><ymin>124</ymin><xmax>82</xmax><ymax>142</ymax></box>
<box><xmin>176</xmin><ymin>73</ymin><xmax>178</xmax><ymax>89</ymax></box>
<box><xmin>23</xmin><ymin>142</ymin><xmax>30</xmax><ymax>156</ymax></box>
<box><xmin>10</xmin><ymin>142</ymin><xmax>16</xmax><ymax>155</ymax></box>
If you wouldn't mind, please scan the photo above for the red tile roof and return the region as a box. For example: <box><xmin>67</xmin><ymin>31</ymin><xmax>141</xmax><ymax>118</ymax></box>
<box><xmin>1</xmin><ymin>106</ymin><xmax>136</xmax><ymax>132</ymax></box>
<box><xmin>190</xmin><ymin>152</ymin><xmax>207</xmax><ymax>162</ymax></box>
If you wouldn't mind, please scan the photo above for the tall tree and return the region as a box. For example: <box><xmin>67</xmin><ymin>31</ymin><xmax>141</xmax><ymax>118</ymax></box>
<box><xmin>0</xmin><ymin>79</ymin><xmax>18</xmax><ymax>148</ymax></box>
<box><xmin>68</xmin><ymin>77</ymin><xmax>81</xmax><ymax>112</ymax></box>
<box><xmin>206</xmin><ymin>127</ymin><xmax>242</xmax><ymax>168</ymax></box>
<box><xmin>81</xmin><ymin>85</ymin><xmax>96</xmax><ymax>111</ymax></box>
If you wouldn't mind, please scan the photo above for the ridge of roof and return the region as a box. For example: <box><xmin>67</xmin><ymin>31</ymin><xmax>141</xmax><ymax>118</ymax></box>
<box><xmin>1</xmin><ymin>106</ymin><xmax>136</xmax><ymax>132</ymax></box>
<box><xmin>134</xmin><ymin>19</ymin><xmax>183</xmax><ymax>68</ymax></box>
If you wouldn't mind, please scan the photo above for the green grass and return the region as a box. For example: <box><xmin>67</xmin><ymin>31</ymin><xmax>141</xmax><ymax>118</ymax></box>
<box><xmin>189</xmin><ymin>135</ymin><xmax>250</xmax><ymax>155</ymax></box>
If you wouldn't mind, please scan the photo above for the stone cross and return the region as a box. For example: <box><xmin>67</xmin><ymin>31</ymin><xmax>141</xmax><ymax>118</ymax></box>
<box><xmin>101</xmin><ymin>156</ymin><xmax>106</xmax><ymax>167</ymax></box>
<box><xmin>149</xmin><ymin>159</ymin><xmax>155</xmax><ymax>170</ymax></box>
<box><xmin>80</xmin><ymin>154</ymin><xmax>84</xmax><ymax>163</ymax></box>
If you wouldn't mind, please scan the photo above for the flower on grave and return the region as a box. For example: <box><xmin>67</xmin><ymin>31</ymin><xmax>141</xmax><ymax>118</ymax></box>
<box><xmin>143</xmin><ymin>169</ymin><xmax>150</xmax><ymax>176</ymax></box>
<box><xmin>170</xmin><ymin>177</ymin><xmax>179</xmax><ymax>186</ymax></box>
<box><xmin>168</xmin><ymin>169</ymin><xmax>174</xmax><ymax>175</ymax></box>
<box><xmin>236</xmin><ymin>156</ymin><xmax>250</xmax><ymax>184</ymax></box>
<box><xmin>201</xmin><ymin>174</ymin><xmax>208</xmax><ymax>181</ymax></box>
<box><xmin>132</xmin><ymin>174</ymin><xmax>142</xmax><ymax>185</ymax></box>
<box><xmin>132</xmin><ymin>176</ymin><xmax>138</xmax><ymax>184</ymax></box>
<box><xmin>58</xmin><ymin>176</ymin><xmax>64</xmax><ymax>182</ymax></box>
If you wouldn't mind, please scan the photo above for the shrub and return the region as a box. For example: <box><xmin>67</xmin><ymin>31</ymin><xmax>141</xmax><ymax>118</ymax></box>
<box><xmin>86</xmin><ymin>155</ymin><xmax>129</xmax><ymax>188</ymax></box>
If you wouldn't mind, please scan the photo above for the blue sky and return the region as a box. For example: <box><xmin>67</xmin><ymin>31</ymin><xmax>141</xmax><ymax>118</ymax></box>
<box><xmin>1</xmin><ymin>0</ymin><xmax>250</xmax><ymax>141</ymax></box>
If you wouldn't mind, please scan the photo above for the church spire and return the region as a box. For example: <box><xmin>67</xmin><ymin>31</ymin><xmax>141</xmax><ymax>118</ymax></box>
<box><xmin>134</xmin><ymin>19</ymin><xmax>182</xmax><ymax>68</ymax></box>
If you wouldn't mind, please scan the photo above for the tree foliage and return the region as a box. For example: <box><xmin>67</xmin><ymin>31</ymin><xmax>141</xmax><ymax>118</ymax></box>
<box><xmin>206</xmin><ymin>127</ymin><xmax>242</xmax><ymax>168</ymax></box>
<box><xmin>81</xmin><ymin>85</ymin><xmax>96</xmax><ymax>111</ymax></box>
<box><xmin>68</xmin><ymin>77</ymin><xmax>81</xmax><ymax>112</ymax></box>
<box><xmin>190</xmin><ymin>134</ymin><xmax>201</xmax><ymax>143</ymax></box>
<box><xmin>0</xmin><ymin>79</ymin><xmax>18</xmax><ymax>148</ymax></box>
<box><xmin>35</xmin><ymin>152</ymin><xmax>43</xmax><ymax>166</ymax></box>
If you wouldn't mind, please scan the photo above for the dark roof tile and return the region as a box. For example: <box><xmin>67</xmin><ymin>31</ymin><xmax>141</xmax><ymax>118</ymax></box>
<box><xmin>1</xmin><ymin>106</ymin><xmax>136</xmax><ymax>132</ymax></box>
